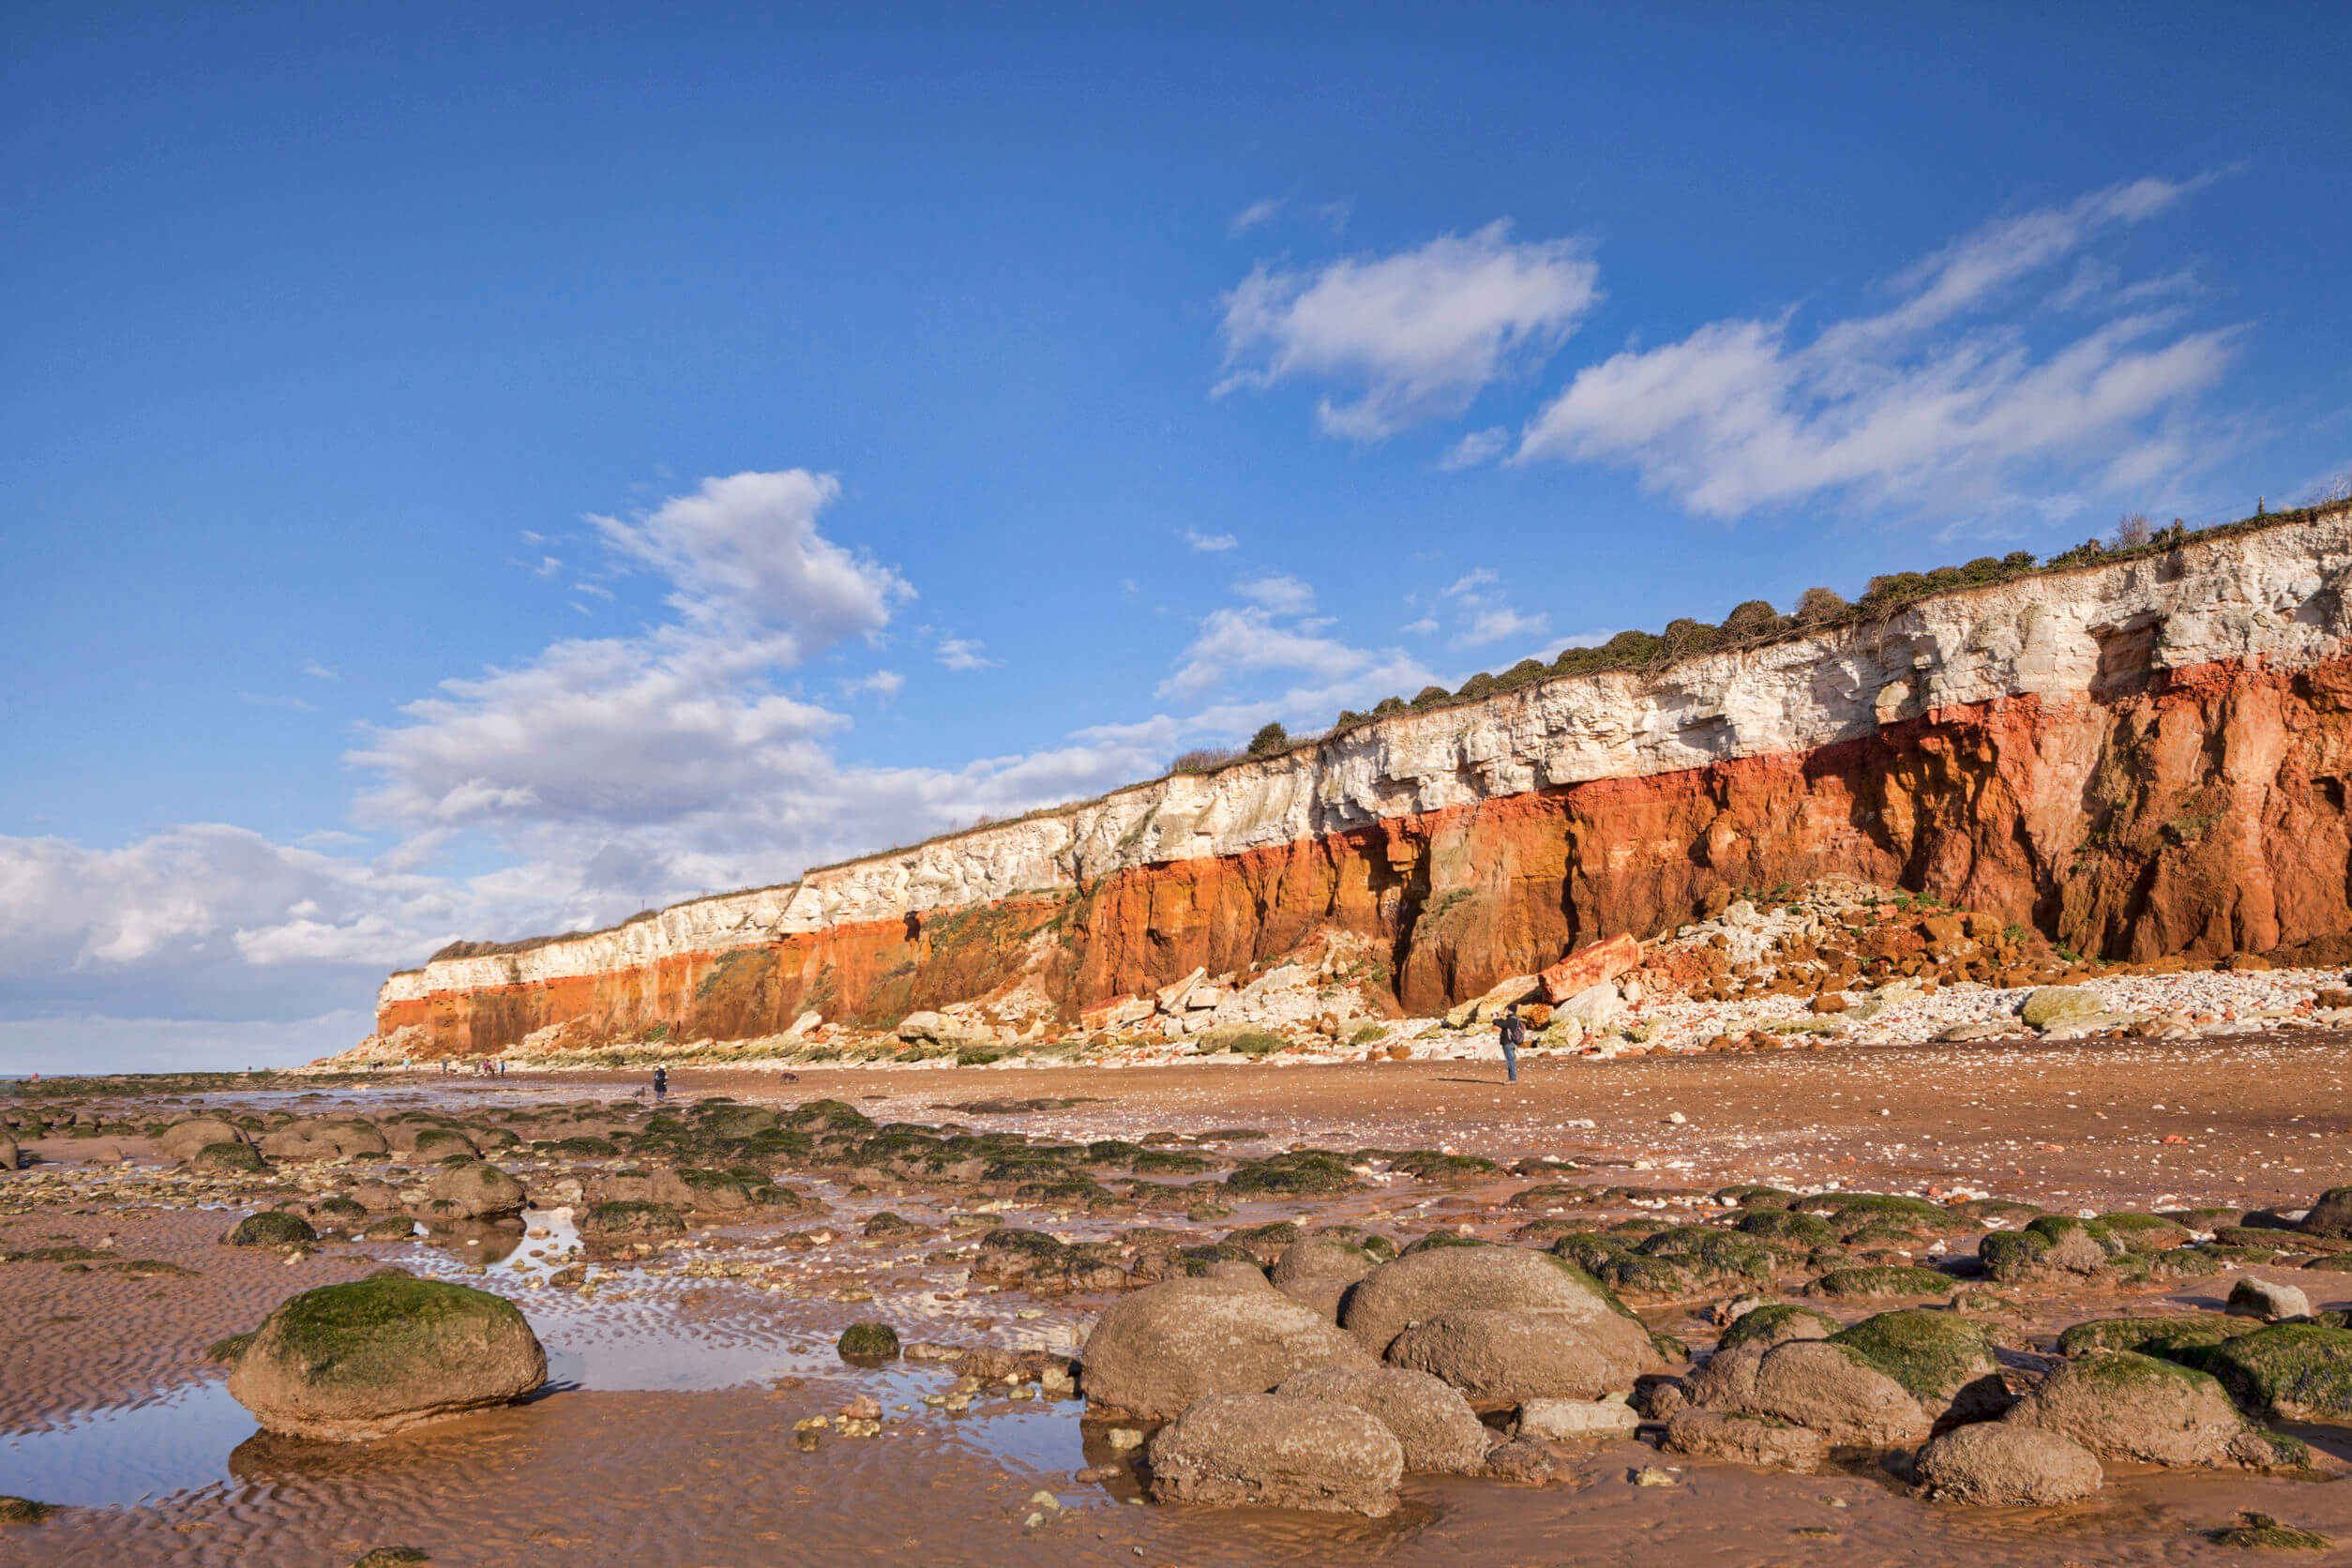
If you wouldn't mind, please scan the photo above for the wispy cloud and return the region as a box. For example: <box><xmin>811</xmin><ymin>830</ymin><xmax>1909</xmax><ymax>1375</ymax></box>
<box><xmin>301</xmin><ymin>661</ymin><xmax>339</xmax><ymax>682</ymax></box>
<box><xmin>841</xmin><ymin>670</ymin><xmax>904</xmax><ymax>701</ymax></box>
<box><xmin>239</xmin><ymin>691</ymin><xmax>316</xmax><ymax>712</ymax></box>
<box><xmin>1440</xmin><ymin>427</ymin><xmax>1509</xmax><ymax>470</ymax></box>
<box><xmin>1236</xmin><ymin>575</ymin><xmax>1315</xmax><ymax>613</ymax></box>
<box><xmin>1455</xmin><ymin>606</ymin><xmax>1548</xmax><ymax>648</ymax></box>
<box><xmin>1184</xmin><ymin>528</ymin><xmax>1239</xmax><ymax>552</ymax></box>
<box><xmin>1230</xmin><ymin>197</ymin><xmax>1283</xmax><ymax>234</ymax></box>
<box><xmin>1216</xmin><ymin>220</ymin><xmax>1600</xmax><ymax>440</ymax></box>
<box><xmin>936</xmin><ymin>638</ymin><xmax>997</xmax><ymax>671</ymax></box>
<box><xmin>1514</xmin><ymin>175</ymin><xmax>2237</xmax><ymax>519</ymax></box>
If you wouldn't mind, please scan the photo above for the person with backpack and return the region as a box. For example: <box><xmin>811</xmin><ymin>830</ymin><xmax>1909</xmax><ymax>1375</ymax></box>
<box><xmin>1496</xmin><ymin>1002</ymin><xmax>1526</xmax><ymax>1084</ymax></box>
<box><xmin>653</xmin><ymin>1065</ymin><xmax>669</xmax><ymax>1099</ymax></box>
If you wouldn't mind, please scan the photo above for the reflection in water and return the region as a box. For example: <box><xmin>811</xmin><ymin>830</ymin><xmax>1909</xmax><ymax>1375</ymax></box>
<box><xmin>0</xmin><ymin>1327</ymin><xmax>1091</xmax><ymax>1510</ymax></box>
<box><xmin>0</xmin><ymin>1380</ymin><xmax>252</xmax><ymax>1508</ymax></box>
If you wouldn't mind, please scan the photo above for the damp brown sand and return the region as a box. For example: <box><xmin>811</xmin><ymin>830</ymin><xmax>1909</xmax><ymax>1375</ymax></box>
<box><xmin>4</xmin><ymin>1033</ymin><xmax>2350</xmax><ymax>1564</ymax></box>
<box><xmin>8</xmin><ymin>1389</ymin><xmax>2350</xmax><ymax>1568</ymax></box>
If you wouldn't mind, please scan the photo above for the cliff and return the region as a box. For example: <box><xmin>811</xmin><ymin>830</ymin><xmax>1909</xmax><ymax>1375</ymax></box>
<box><xmin>371</xmin><ymin>504</ymin><xmax>2352</xmax><ymax>1059</ymax></box>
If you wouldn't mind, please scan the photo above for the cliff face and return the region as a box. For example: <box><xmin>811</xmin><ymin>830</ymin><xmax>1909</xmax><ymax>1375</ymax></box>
<box><xmin>375</xmin><ymin>507</ymin><xmax>2352</xmax><ymax>1058</ymax></box>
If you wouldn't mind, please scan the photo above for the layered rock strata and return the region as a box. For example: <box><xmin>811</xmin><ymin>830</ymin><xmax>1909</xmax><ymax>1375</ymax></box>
<box><xmin>374</xmin><ymin>506</ymin><xmax>2352</xmax><ymax>1058</ymax></box>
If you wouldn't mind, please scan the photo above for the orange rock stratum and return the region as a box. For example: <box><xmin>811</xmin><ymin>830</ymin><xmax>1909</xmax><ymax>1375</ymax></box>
<box><xmin>370</xmin><ymin>505</ymin><xmax>2352</xmax><ymax>1058</ymax></box>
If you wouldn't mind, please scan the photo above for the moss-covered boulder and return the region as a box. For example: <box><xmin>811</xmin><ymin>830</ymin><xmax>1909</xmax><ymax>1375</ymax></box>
<box><xmin>187</xmin><ymin>1140</ymin><xmax>271</xmax><ymax>1176</ymax></box>
<box><xmin>2057</xmin><ymin>1313</ymin><xmax>2259</xmax><ymax>1359</ymax></box>
<box><xmin>2209</xmin><ymin>1512</ymin><xmax>2332</xmax><ymax>1550</ymax></box>
<box><xmin>1807</xmin><ymin>1265</ymin><xmax>1955</xmax><ymax>1301</ymax></box>
<box><xmin>2003</xmin><ymin>1350</ymin><xmax>2297</xmax><ymax>1469</ymax></box>
<box><xmin>579</xmin><ymin>1199</ymin><xmax>686</xmax><ymax>1238</ymax></box>
<box><xmin>420</xmin><ymin>1161</ymin><xmax>526</xmax><ymax>1222</ymax></box>
<box><xmin>837</xmin><ymin>1321</ymin><xmax>899</xmax><ymax>1362</ymax></box>
<box><xmin>224</xmin><ymin>1211</ymin><xmax>319</xmax><ymax>1249</ymax></box>
<box><xmin>2183</xmin><ymin>1323</ymin><xmax>2352</xmax><ymax>1423</ymax></box>
<box><xmin>407</xmin><ymin>1127</ymin><xmax>480</xmax><ymax>1161</ymax></box>
<box><xmin>2096</xmin><ymin>1213</ymin><xmax>2190</xmax><ymax>1254</ymax></box>
<box><xmin>1830</xmin><ymin>1309</ymin><xmax>2005</xmax><ymax>1421</ymax></box>
<box><xmin>1733</xmin><ymin>1209</ymin><xmax>1838</xmax><ymax>1247</ymax></box>
<box><xmin>2301</xmin><ymin>1187</ymin><xmax>2352</xmax><ymax>1240</ymax></box>
<box><xmin>1979</xmin><ymin>1215</ymin><xmax>2119</xmax><ymax>1283</ymax></box>
<box><xmin>1716</xmin><ymin>1303</ymin><xmax>1839</xmax><ymax>1353</ymax></box>
<box><xmin>225</xmin><ymin>1276</ymin><xmax>546</xmax><ymax>1440</ymax></box>
<box><xmin>1635</xmin><ymin>1227</ymin><xmax>1777</xmax><ymax>1290</ymax></box>
<box><xmin>157</xmin><ymin>1117</ymin><xmax>249</xmax><ymax>1162</ymax></box>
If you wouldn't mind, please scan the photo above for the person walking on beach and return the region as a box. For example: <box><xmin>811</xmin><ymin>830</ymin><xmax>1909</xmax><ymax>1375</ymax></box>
<box><xmin>1496</xmin><ymin>1003</ymin><xmax>1525</xmax><ymax>1084</ymax></box>
<box><xmin>653</xmin><ymin>1065</ymin><xmax>669</xmax><ymax>1099</ymax></box>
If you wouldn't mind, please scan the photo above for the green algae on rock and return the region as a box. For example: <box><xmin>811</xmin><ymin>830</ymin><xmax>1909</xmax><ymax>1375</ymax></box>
<box><xmin>226</xmin><ymin>1275</ymin><xmax>547</xmax><ymax>1440</ymax></box>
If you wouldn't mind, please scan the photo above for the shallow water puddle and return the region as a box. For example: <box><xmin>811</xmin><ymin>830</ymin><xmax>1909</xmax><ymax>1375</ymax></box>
<box><xmin>0</xmin><ymin>1380</ymin><xmax>249</xmax><ymax>1508</ymax></box>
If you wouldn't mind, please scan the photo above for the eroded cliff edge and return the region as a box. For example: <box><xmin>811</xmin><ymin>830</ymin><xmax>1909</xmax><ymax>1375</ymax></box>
<box><xmin>372</xmin><ymin>505</ymin><xmax>2352</xmax><ymax>1058</ymax></box>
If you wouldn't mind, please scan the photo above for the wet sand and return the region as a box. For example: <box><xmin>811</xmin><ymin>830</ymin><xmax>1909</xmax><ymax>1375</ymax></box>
<box><xmin>3</xmin><ymin>1035</ymin><xmax>2349</xmax><ymax>1566</ymax></box>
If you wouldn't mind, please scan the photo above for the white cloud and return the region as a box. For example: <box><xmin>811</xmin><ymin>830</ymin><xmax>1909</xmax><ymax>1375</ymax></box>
<box><xmin>937</xmin><ymin>638</ymin><xmax>997</xmax><ymax>671</ymax></box>
<box><xmin>533</xmin><ymin>554</ymin><xmax>563</xmax><ymax>578</ymax></box>
<box><xmin>1230</xmin><ymin>197</ymin><xmax>1283</xmax><ymax>234</ymax></box>
<box><xmin>1236</xmin><ymin>575</ymin><xmax>1315</xmax><ymax>613</ymax></box>
<box><xmin>1401</xmin><ymin>616</ymin><xmax>1439</xmax><ymax>636</ymax></box>
<box><xmin>1515</xmin><ymin>176</ymin><xmax>2237</xmax><ymax>519</ymax></box>
<box><xmin>1184</xmin><ymin>528</ymin><xmax>1239</xmax><ymax>551</ymax></box>
<box><xmin>1216</xmin><ymin>221</ymin><xmax>1600</xmax><ymax>440</ymax></box>
<box><xmin>591</xmin><ymin>469</ymin><xmax>911</xmax><ymax>649</ymax></box>
<box><xmin>1159</xmin><ymin>607</ymin><xmax>1374</xmax><ymax>701</ymax></box>
<box><xmin>1455</xmin><ymin>606</ymin><xmax>1549</xmax><ymax>648</ymax></box>
<box><xmin>303</xmin><ymin>660</ymin><xmax>339</xmax><ymax>681</ymax></box>
<box><xmin>842</xmin><ymin>670</ymin><xmax>904</xmax><ymax>701</ymax></box>
<box><xmin>239</xmin><ymin>691</ymin><xmax>315</xmax><ymax>712</ymax></box>
<box><xmin>1442</xmin><ymin>568</ymin><xmax>1499</xmax><ymax>599</ymax></box>
<box><xmin>1440</xmin><ymin>427</ymin><xmax>1509</xmax><ymax>469</ymax></box>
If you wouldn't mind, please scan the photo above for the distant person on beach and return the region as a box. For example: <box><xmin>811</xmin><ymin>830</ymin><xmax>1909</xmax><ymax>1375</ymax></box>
<box><xmin>1496</xmin><ymin>1003</ymin><xmax>1525</xmax><ymax>1084</ymax></box>
<box><xmin>653</xmin><ymin>1065</ymin><xmax>669</xmax><ymax>1098</ymax></box>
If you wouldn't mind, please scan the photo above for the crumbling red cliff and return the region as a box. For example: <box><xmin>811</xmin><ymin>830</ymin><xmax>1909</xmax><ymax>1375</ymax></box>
<box><xmin>369</xmin><ymin>505</ymin><xmax>2352</xmax><ymax>1059</ymax></box>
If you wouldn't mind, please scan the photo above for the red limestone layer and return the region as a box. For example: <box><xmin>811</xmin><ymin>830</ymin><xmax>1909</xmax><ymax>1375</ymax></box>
<box><xmin>372</xmin><ymin>507</ymin><xmax>2352</xmax><ymax>1057</ymax></box>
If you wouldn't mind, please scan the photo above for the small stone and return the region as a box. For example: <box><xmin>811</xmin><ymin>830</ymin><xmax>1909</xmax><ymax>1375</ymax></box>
<box><xmin>1632</xmin><ymin>1465</ymin><xmax>1678</xmax><ymax>1486</ymax></box>
<box><xmin>1026</xmin><ymin>1491</ymin><xmax>1060</xmax><ymax>1511</ymax></box>
<box><xmin>1517</xmin><ymin>1395</ymin><xmax>1640</xmax><ymax>1440</ymax></box>
<box><xmin>1107</xmin><ymin>1427</ymin><xmax>1145</xmax><ymax>1451</ymax></box>
<box><xmin>351</xmin><ymin>1552</ymin><xmax>430</xmax><ymax>1568</ymax></box>
<box><xmin>1666</xmin><ymin>1112</ymin><xmax>1687</xmax><ymax>1125</ymax></box>
<box><xmin>2226</xmin><ymin>1277</ymin><xmax>2313</xmax><ymax>1322</ymax></box>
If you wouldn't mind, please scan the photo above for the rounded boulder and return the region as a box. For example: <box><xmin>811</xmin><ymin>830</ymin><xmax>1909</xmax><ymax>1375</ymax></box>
<box><xmin>1340</xmin><ymin>1245</ymin><xmax>1655</xmax><ymax>1377</ymax></box>
<box><xmin>1385</xmin><ymin>1309</ymin><xmax>1629</xmax><ymax>1405</ymax></box>
<box><xmin>1270</xmin><ymin>1235</ymin><xmax>1386</xmax><ymax>1320</ymax></box>
<box><xmin>420</xmin><ymin>1161</ymin><xmax>527</xmax><ymax>1222</ymax></box>
<box><xmin>1273</xmin><ymin>1364</ymin><xmax>1490</xmax><ymax>1474</ymax></box>
<box><xmin>1146</xmin><ymin>1393</ymin><xmax>1403</xmax><ymax>1515</ymax></box>
<box><xmin>1913</xmin><ymin>1424</ymin><xmax>2103</xmax><ymax>1505</ymax></box>
<box><xmin>2003</xmin><ymin>1350</ymin><xmax>2274</xmax><ymax>1468</ymax></box>
<box><xmin>158</xmin><ymin>1118</ymin><xmax>249</xmax><ymax>1162</ymax></box>
<box><xmin>226</xmin><ymin>1275</ymin><xmax>547</xmax><ymax>1440</ymax></box>
<box><xmin>1080</xmin><ymin>1275</ymin><xmax>1373</xmax><ymax>1420</ymax></box>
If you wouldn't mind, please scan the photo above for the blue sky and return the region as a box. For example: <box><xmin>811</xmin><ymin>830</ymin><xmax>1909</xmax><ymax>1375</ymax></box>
<box><xmin>6</xmin><ymin>3</ymin><xmax>2349</xmax><ymax>1069</ymax></box>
